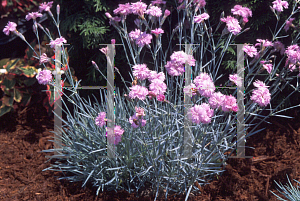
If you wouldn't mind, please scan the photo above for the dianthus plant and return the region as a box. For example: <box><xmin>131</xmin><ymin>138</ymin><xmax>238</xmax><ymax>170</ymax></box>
<box><xmin>6</xmin><ymin>0</ymin><xmax>300</xmax><ymax>200</ymax></box>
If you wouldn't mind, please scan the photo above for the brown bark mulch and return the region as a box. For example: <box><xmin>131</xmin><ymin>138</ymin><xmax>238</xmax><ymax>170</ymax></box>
<box><xmin>0</xmin><ymin>101</ymin><xmax>300</xmax><ymax>201</ymax></box>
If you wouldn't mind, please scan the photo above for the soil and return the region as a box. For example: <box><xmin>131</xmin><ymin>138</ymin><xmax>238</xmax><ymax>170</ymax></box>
<box><xmin>0</xmin><ymin>100</ymin><xmax>300</xmax><ymax>201</ymax></box>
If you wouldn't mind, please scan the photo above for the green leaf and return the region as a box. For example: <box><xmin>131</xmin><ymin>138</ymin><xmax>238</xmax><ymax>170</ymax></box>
<box><xmin>18</xmin><ymin>66</ymin><xmax>37</xmax><ymax>78</ymax></box>
<box><xmin>2</xmin><ymin>77</ymin><xmax>16</xmax><ymax>89</ymax></box>
<box><xmin>14</xmin><ymin>88</ymin><xmax>22</xmax><ymax>103</ymax></box>
<box><xmin>0</xmin><ymin>105</ymin><xmax>12</xmax><ymax>117</ymax></box>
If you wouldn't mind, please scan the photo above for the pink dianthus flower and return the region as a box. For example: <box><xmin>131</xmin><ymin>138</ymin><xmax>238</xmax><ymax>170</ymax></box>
<box><xmin>145</xmin><ymin>6</ymin><xmax>162</xmax><ymax>17</ymax></box>
<box><xmin>25</xmin><ymin>12</ymin><xmax>43</xmax><ymax>21</ymax></box>
<box><xmin>220</xmin><ymin>16</ymin><xmax>241</xmax><ymax>35</ymax></box>
<box><xmin>149</xmin><ymin>79</ymin><xmax>167</xmax><ymax>95</ymax></box>
<box><xmin>3</xmin><ymin>21</ymin><xmax>17</xmax><ymax>36</ymax></box>
<box><xmin>36</xmin><ymin>69</ymin><xmax>52</xmax><ymax>85</ymax></box>
<box><xmin>129</xmin><ymin>85</ymin><xmax>149</xmax><ymax>100</ymax></box>
<box><xmin>187</xmin><ymin>103</ymin><xmax>214</xmax><ymax>124</ymax></box>
<box><xmin>243</xmin><ymin>45</ymin><xmax>257</xmax><ymax>57</ymax></box>
<box><xmin>194</xmin><ymin>13</ymin><xmax>209</xmax><ymax>23</ymax></box>
<box><xmin>221</xmin><ymin>95</ymin><xmax>238</xmax><ymax>112</ymax></box>
<box><xmin>132</xmin><ymin>64</ymin><xmax>151</xmax><ymax>80</ymax></box>
<box><xmin>95</xmin><ymin>112</ymin><xmax>107</xmax><ymax>127</ymax></box>
<box><xmin>209</xmin><ymin>92</ymin><xmax>225</xmax><ymax>110</ymax></box>
<box><xmin>229</xmin><ymin>74</ymin><xmax>242</xmax><ymax>87</ymax></box>
<box><xmin>272</xmin><ymin>0</ymin><xmax>289</xmax><ymax>12</ymax></box>
<box><xmin>136</xmin><ymin>32</ymin><xmax>153</xmax><ymax>47</ymax></box>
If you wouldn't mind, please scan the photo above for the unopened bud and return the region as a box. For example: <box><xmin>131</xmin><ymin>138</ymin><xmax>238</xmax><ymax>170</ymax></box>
<box><xmin>111</xmin><ymin>39</ymin><xmax>115</xmax><ymax>44</ymax></box>
<box><xmin>105</xmin><ymin>12</ymin><xmax>112</xmax><ymax>19</ymax></box>
<box><xmin>164</xmin><ymin>9</ymin><xmax>170</xmax><ymax>17</ymax></box>
<box><xmin>57</xmin><ymin>5</ymin><xmax>60</xmax><ymax>15</ymax></box>
<box><xmin>92</xmin><ymin>61</ymin><xmax>99</xmax><ymax>70</ymax></box>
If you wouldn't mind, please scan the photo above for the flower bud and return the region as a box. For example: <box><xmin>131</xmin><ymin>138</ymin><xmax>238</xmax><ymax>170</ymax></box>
<box><xmin>92</xmin><ymin>61</ymin><xmax>99</xmax><ymax>70</ymax></box>
<box><xmin>164</xmin><ymin>9</ymin><xmax>170</xmax><ymax>17</ymax></box>
<box><xmin>57</xmin><ymin>5</ymin><xmax>60</xmax><ymax>15</ymax></box>
<box><xmin>111</xmin><ymin>39</ymin><xmax>115</xmax><ymax>44</ymax></box>
<box><xmin>105</xmin><ymin>12</ymin><xmax>112</xmax><ymax>19</ymax></box>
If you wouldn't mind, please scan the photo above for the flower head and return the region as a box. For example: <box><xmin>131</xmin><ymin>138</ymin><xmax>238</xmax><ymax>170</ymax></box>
<box><xmin>40</xmin><ymin>53</ymin><xmax>50</xmax><ymax>64</ymax></box>
<box><xmin>272</xmin><ymin>0</ymin><xmax>289</xmax><ymax>12</ymax></box>
<box><xmin>3</xmin><ymin>21</ymin><xmax>17</xmax><ymax>36</ymax></box>
<box><xmin>229</xmin><ymin>74</ymin><xmax>242</xmax><ymax>87</ymax></box>
<box><xmin>220</xmin><ymin>16</ymin><xmax>241</xmax><ymax>35</ymax></box>
<box><xmin>260</xmin><ymin>60</ymin><xmax>273</xmax><ymax>74</ymax></box>
<box><xmin>194</xmin><ymin>13</ymin><xmax>209</xmax><ymax>23</ymax></box>
<box><xmin>132</xmin><ymin>64</ymin><xmax>151</xmax><ymax>80</ymax></box>
<box><xmin>145</xmin><ymin>6</ymin><xmax>162</xmax><ymax>17</ymax></box>
<box><xmin>39</xmin><ymin>1</ymin><xmax>53</xmax><ymax>12</ymax></box>
<box><xmin>231</xmin><ymin>5</ymin><xmax>252</xmax><ymax>19</ymax></box>
<box><xmin>284</xmin><ymin>18</ymin><xmax>295</xmax><ymax>32</ymax></box>
<box><xmin>255</xmin><ymin>39</ymin><xmax>273</xmax><ymax>48</ymax></box>
<box><xmin>148</xmin><ymin>71</ymin><xmax>165</xmax><ymax>82</ymax></box>
<box><xmin>135</xmin><ymin>107</ymin><xmax>145</xmax><ymax>118</ymax></box>
<box><xmin>129</xmin><ymin>85</ymin><xmax>149</xmax><ymax>100</ymax></box>
<box><xmin>113</xmin><ymin>3</ymin><xmax>132</xmax><ymax>16</ymax></box>
<box><xmin>25</xmin><ymin>12</ymin><xmax>43</xmax><ymax>21</ymax></box>
<box><xmin>253</xmin><ymin>80</ymin><xmax>269</xmax><ymax>88</ymax></box>
<box><xmin>209</xmin><ymin>92</ymin><xmax>225</xmax><ymax>110</ymax></box>
<box><xmin>243</xmin><ymin>45</ymin><xmax>257</xmax><ymax>57</ymax></box>
<box><xmin>188</xmin><ymin>103</ymin><xmax>214</xmax><ymax>124</ymax></box>
<box><xmin>36</xmin><ymin>69</ymin><xmax>52</xmax><ymax>85</ymax></box>
<box><xmin>149</xmin><ymin>79</ymin><xmax>167</xmax><ymax>95</ymax></box>
<box><xmin>49</xmin><ymin>37</ymin><xmax>67</xmax><ymax>49</ymax></box>
<box><xmin>129</xmin><ymin>29</ymin><xmax>141</xmax><ymax>40</ymax></box>
<box><xmin>151</xmin><ymin>28</ymin><xmax>164</xmax><ymax>36</ymax></box>
<box><xmin>95</xmin><ymin>112</ymin><xmax>107</xmax><ymax>127</ymax></box>
<box><xmin>106</xmin><ymin>125</ymin><xmax>124</xmax><ymax>145</ymax></box>
<box><xmin>251</xmin><ymin>87</ymin><xmax>271</xmax><ymax>107</ymax></box>
<box><xmin>136</xmin><ymin>32</ymin><xmax>153</xmax><ymax>47</ymax></box>
<box><xmin>221</xmin><ymin>95</ymin><xmax>238</xmax><ymax>112</ymax></box>
<box><xmin>131</xmin><ymin>1</ymin><xmax>148</xmax><ymax>17</ymax></box>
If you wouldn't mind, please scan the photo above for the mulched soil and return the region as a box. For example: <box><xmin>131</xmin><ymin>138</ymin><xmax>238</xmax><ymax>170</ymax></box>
<box><xmin>1</xmin><ymin>100</ymin><xmax>300</xmax><ymax>201</ymax></box>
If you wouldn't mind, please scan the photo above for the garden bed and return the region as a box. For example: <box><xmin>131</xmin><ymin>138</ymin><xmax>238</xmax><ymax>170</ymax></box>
<box><xmin>0</xmin><ymin>101</ymin><xmax>299</xmax><ymax>200</ymax></box>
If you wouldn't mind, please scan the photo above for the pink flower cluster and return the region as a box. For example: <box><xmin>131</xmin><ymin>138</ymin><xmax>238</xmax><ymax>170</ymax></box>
<box><xmin>95</xmin><ymin>112</ymin><xmax>107</xmax><ymax>127</ymax></box>
<box><xmin>187</xmin><ymin>103</ymin><xmax>214</xmax><ymax>124</ymax></box>
<box><xmin>106</xmin><ymin>125</ymin><xmax>124</xmax><ymax>145</ymax></box>
<box><xmin>25</xmin><ymin>12</ymin><xmax>43</xmax><ymax>21</ymax></box>
<box><xmin>260</xmin><ymin>60</ymin><xmax>273</xmax><ymax>74</ymax></box>
<box><xmin>145</xmin><ymin>6</ymin><xmax>162</xmax><ymax>17</ymax></box>
<box><xmin>129</xmin><ymin>29</ymin><xmax>152</xmax><ymax>47</ymax></box>
<box><xmin>194</xmin><ymin>13</ymin><xmax>209</xmax><ymax>23</ymax></box>
<box><xmin>36</xmin><ymin>69</ymin><xmax>52</xmax><ymax>85</ymax></box>
<box><xmin>250</xmin><ymin>80</ymin><xmax>271</xmax><ymax>107</ymax></box>
<box><xmin>3</xmin><ymin>21</ymin><xmax>17</xmax><ymax>36</ymax></box>
<box><xmin>229</xmin><ymin>74</ymin><xmax>242</xmax><ymax>87</ymax></box>
<box><xmin>129</xmin><ymin>107</ymin><xmax>147</xmax><ymax>128</ymax></box>
<box><xmin>272</xmin><ymin>0</ymin><xmax>289</xmax><ymax>12</ymax></box>
<box><xmin>133</xmin><ymin>64</ymin><xmax>151</xmax><ymax>80</ymax></box>
<box><xmin>129</xmin><ymin>85</ymin><xmax>149</xmax><ymax>100</ymax></box>
<box><xmin>49</xmin><ymin>37</ymin><xmax>67</xmax><ymax>49</ymax></box>
<box><xmin>231</xmin><ymin>5</ymin><xmax>252</xmax><ymax>18</ymax></box>
<box><xmin>220</xmin><ymin>16</ymin><xmax>242</xmax><ymax>35</ymax></box>
<box><xmin>193</xmin><ymin>72</ymin><xmax>215</xmax><ymax>98</ymax></box>
<box><xmin>243</xmin><ymin>45</ymin><xmax>257</xmax><ymax>57</ymax></box>
<box><xmin>165</xmin><ymin>51</ymin><xmax>196</xmax><ymax>77</ymax></box>
<box><xmin>285</xmin><ymin>44</ymin><xmax>300</xmax><ymax>69</ymax></box>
